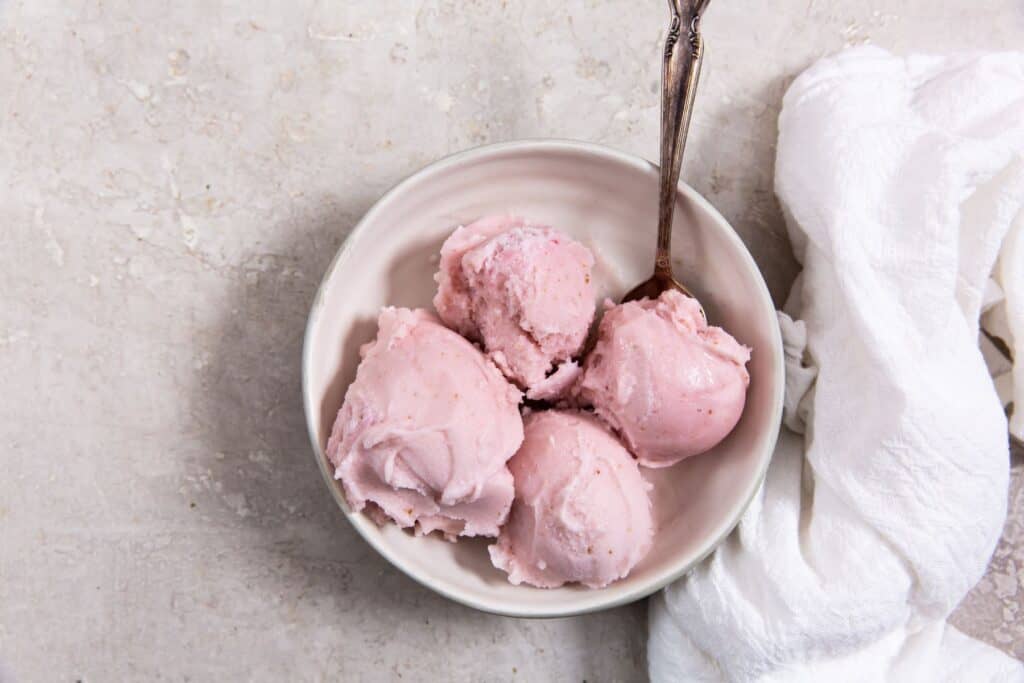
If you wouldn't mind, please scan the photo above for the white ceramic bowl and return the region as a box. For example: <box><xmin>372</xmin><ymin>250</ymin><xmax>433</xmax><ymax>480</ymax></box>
<box><xmin>303</xmin><ymin>140</ymin><xmax>784</xmax><ymax>617</ymax></box>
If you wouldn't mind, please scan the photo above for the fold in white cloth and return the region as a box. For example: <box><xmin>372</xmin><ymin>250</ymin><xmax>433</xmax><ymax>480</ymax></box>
<box><xmin>649</xmin><ymin>46</ymin><xmax>1024</xmax><ymax>682</ymax></box>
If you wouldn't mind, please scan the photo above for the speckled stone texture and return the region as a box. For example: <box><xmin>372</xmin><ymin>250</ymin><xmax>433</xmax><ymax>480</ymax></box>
<box><xmin>1</xmin><ymin>1</ymin><xmax>1021</xmax><ymax>680</ymax></box>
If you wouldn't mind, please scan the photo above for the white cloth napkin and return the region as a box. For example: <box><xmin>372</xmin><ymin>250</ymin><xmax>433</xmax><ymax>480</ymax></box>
<box><xmin>649</xmin><ymin>46</ymin><xmax>1024</xmax><ymax>682</ymax></box>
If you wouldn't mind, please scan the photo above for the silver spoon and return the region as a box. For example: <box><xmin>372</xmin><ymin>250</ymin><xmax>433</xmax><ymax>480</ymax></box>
<box><xmin>622</xmin><ymin>0</ymin><xmax>710</xmax><ymax>310</ymax></box>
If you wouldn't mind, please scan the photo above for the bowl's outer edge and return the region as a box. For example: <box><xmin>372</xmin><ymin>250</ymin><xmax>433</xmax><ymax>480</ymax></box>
<box><xmin>301</xmin><ymin>138</ymin><xmax>786</xmax><ymax>618</ymax></box>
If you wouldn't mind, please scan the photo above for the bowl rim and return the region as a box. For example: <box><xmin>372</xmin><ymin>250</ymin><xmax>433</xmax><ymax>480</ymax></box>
<box><xmin>302</xmin><ymin>138</ymin><xmax>785</xmax><ymax>618</ymax></box>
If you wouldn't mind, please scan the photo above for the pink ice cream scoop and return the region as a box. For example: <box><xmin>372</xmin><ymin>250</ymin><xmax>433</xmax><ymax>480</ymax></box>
<box><xmin>326</xmin><ymin>307</ymin><xmax>524</xmax><ymax>540</ymax></box>
<box><xmin>489</xmin><ymin>410</ymin><xmax>654</xmax><ymax>589</ymax></box>
<box><xmin>578</xmin><ymin>289</ymin><xmax>751</xmax><ymax>468</ymax></box>
<box><xmin>434</xmin><ymin>216</ymin><xmax>596</xmax><ymax>395</ymax></box>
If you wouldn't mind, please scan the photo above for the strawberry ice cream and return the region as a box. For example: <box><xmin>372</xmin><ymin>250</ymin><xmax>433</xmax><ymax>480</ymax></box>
<box><xmin>326</xmin><ymin>307</ymin><xmax>524</xmax><ymax>540</ymax></box>
<box><xmin>325</xmin><ymin>217</ymin><xmax>753</xmax><ymax>589</ymax></box>
<box><xmin>433</xmin><ymin>216</ymin><xmax>595</xmax><ymax>394</ymax></box>
<box><xmin>579</xmin><ymin>290</ymin><xmax>750</xmax><ymax>468</ymax></box>
<box><xmin>489</xmin><ymin>410</ymin><xmax>654</xmax><ymax>589</ymax></box>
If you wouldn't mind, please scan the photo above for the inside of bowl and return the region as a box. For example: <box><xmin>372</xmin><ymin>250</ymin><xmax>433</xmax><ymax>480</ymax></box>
<box><xmin>304</xmin><ymin>142</ymin><xmax>783</xmax><ymax>615</ymax></box>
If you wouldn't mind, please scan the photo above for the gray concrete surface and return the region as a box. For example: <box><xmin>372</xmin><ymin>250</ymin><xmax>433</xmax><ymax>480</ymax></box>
<box><xmin>1</xmin><ymin>1</ymin><xmax>1021</xmax><ymax>680</ymax></box>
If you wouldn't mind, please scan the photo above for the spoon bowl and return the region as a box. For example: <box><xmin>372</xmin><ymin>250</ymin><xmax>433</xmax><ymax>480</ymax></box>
<box><xmin>622</xmin><ymin>271</ymin><xmax>695</xmax><ymax>304</ymax></box>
